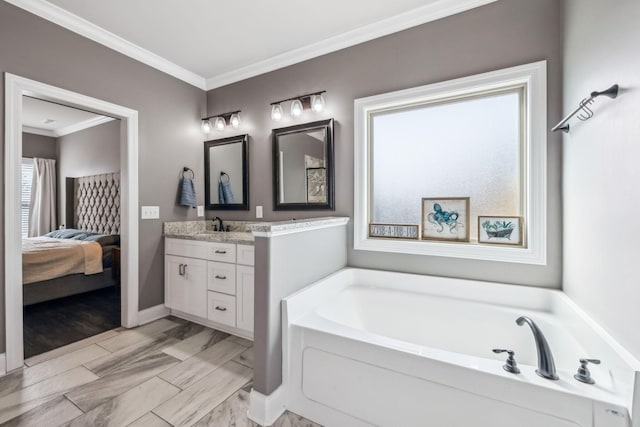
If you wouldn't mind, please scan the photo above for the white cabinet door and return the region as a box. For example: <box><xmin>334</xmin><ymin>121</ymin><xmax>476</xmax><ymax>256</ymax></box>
<box><xmin>236</xmin><ymin>265</ymin><xmax>254</xmax><ymax>333</ymax></box>
<box><xmin>165</xmin><ymin>255</ymin><xmax>207</xmax><ymax>318</ymax></box>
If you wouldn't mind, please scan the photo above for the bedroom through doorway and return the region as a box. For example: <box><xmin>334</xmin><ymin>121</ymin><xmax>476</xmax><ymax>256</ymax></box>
<box><xmin>21</xmin><ymin>96</ymin><xmax>122</xmax><ymax>359</ymax></box>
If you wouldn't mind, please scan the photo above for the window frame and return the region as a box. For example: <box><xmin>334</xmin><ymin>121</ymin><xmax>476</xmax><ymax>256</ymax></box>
<box><xmin>353</xmin><ymin>61</ymin><xmax>547</xmax><ymax>265</ymax></box>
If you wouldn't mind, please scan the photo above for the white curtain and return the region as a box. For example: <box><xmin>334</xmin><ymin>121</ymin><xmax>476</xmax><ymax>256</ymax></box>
<box><xmin>28</xmin><ymin>158</ymin><xmax>57</xmax><ymax>237</ymax></box>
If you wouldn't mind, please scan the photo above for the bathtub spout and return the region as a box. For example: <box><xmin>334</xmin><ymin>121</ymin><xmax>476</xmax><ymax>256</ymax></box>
<box><xmin>516</xmin><ymin>316</ymin><xmax>559</xmax><ymax>380</ymax></box>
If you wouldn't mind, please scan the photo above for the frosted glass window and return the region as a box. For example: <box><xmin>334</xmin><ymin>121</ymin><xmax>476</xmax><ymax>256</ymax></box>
<box><xmin>371</xmin><ymin>89</ymin><xmax>523</xmax><ymax>241</ymax></box>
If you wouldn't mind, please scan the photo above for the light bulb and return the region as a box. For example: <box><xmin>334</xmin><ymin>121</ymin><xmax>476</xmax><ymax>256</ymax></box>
<box><xmin>291</xmin><ymin>99</ymin><xmax>303</xmax><ymax>117</ymax></box>
<box><xmin>201</xmin><ymin>119</ymin><xmax>211</xmax><ymax>133</ymax></box>
<box><xmin>311</xmin><ymin>94</ymin><xmax>325</xmax><ymax>112</ymax></box>
<box><xmin>271</xmin><ymin>104</ymin><xmax>283</xmax><ymax>121</ymax></box>
<box><xmin>230</xmin><ymin>113</ymin><xmax>240</xmax><ymax>128</ymax></box>
<box><xmin>214</xmin><ymin>116</ymin><xmax>226</xmax><ymax>131</ymax></box>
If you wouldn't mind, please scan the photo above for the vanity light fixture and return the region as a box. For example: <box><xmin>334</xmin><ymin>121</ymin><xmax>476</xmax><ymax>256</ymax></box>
<box><xmin>269</xmin><ymin>91</ymin><xmax>326</xmax><ymax>121</ymax></box>
<box><xmin>201</xmin><ymin>110</ymin><xmax>241</xmax><ymax>133</ymax></box>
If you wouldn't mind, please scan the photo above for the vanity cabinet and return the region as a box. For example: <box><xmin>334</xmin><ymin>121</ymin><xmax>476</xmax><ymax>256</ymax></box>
<box><xmin>164</xmin><ymin>238</ymin><xmax>254</xmax><ymax>338</ymax></box>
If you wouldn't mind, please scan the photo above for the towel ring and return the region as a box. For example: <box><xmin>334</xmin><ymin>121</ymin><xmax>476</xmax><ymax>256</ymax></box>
<box><xmin>182</xmin><ymin>167</ymin><xmax>194</xmax><ymax>179</ymax></box>
<box><xmin>219</xmin><ymin>171</ymin><xmax>230</xmax><ymax>183</ymax></box>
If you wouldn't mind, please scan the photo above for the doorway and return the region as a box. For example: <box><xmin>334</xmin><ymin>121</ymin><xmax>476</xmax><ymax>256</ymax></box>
<box><xmin>4</xmin><ymin>73</ymin><xmax>140</xmax><ymax>372</ymax></box>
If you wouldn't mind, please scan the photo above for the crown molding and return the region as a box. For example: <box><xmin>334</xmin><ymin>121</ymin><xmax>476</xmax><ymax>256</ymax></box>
<box><xmin>205</xmin><ymin>0</ymin><xmax>498</xmax><ymax>90</ymax></box>
<box><xmin>5</xmin><ymin>0</ymin><xmax>207</xmax><ymax>90</ymax></box>
<box><xmin>55</xmin><ymin>115</ymin><xmax>115</xmax><ymax>136</ymax></box>
<box><xmin>22</xmin><ymin>126</ymin><xmax>56</xmax><ymax>137</ymax></box>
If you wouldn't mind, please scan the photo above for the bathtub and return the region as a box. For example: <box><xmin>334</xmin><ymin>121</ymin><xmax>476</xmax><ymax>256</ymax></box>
<box><xmin>282</xmin><ymin>268</ymin><xmax>640</xmax><ymax>427</ymax></box>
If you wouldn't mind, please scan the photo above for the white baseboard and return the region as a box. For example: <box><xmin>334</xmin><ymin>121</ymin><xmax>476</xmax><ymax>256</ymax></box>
<box><xmin>248</xmin><ymin>386</ymin><xmax>286</xmax><ymax>426</ymax></box>
<box><xmin>0</xmin><ymin>353</ymin><xmax>6</xmax><ymax>377</ymax></box>
<box><xmin>137</xmin><ymin>304</ymin><xmax>170</xmax><ymax>325</ymax></box>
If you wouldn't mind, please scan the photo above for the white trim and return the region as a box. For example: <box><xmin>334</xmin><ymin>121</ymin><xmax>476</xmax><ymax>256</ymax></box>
<box><xmin>4</xmin><ymin>0</ymin><xmax>206</xmax><ymax>90</ymax></box>
<box><xmin>138</xmin><ymin>304</ymin><xmax>171</xmax><ymax>325</ymax></box>
<box><xmin>21</xmin><ymin>125</ymin><xmax>56</xmax><ymax>137</ymax></box>
<box><xmin>205</xmin><ymin>0</ymin><xmax>498</xmax><ymax>89</ymax></box>
<box><xmin>248</xmin><ymin>386</ymin><xmax>287</xmax><ymax>427</ymax></box>
<box><xmin>5</xmin><ymin>0</ymin><xmax>496</xmax><ymax>91</ymax></box>
<box><xmin>55</xmin><ymin>115</ymin><xmax>114</xmax><ymax>137</ymax></box>
<box><xmin>353</xmin><ymin>61</ymin><xmax>547</xmax><ymax>265</ymax></box>
<box><xmin>4</xmin><ymin>73</ymin><xmax>140</xmax><ymax>373</ymax></box>
<box><xmin>0</xmin><ymin>354</ymin><xmax>6</xmax><ymax>377</ymax></box>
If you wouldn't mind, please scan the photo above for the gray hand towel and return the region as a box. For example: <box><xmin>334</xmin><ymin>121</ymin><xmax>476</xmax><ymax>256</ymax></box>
<box><xmin>179</xmin><ymin>177</ymin><xmax>197</xmax><ymax>208</ymax></box>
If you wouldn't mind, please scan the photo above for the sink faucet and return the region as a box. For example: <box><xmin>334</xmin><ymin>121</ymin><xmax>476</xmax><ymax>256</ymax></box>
<box><xmin>516</xmin><ymin>316</ymin><xmax>558</xmax><ymax>380</ymax></box>
<box><xmin>214</xmin><ymin>216</ymin><xmax>225</xmax><ymax>232</ymax></box>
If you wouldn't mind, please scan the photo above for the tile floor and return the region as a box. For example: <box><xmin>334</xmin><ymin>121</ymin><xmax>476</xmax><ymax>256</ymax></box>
<box><xmin>0</xmin><ymin>317</ymin><xmax>321</xmax><ymax>427</ymax></box>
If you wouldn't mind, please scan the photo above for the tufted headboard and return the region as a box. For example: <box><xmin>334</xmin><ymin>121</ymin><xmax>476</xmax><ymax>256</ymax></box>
<box><xmin>72</xmin><ymin>172</ymin><xmax>120</xmax><ymax>235</ymax></box>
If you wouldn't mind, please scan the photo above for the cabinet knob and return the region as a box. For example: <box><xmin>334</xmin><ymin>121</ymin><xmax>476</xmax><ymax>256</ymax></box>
<box><xmin>178</xmin><ymin>264</ymin><xmax>184</xmax><ymax>276</ymax></box>
<box><xmin>215</xmin><ymin>250</ymin><xmax>227</xmax><ymax>254</ymax></box>
<box><xmin>215</xmin><ymin>306</ymin><xmax>227</xmax><ymax>312</ymax></box>
<box><xmin>214</xmin><ymin>275</ymin><xmax>227</xmax><ymax>280</ymax></box>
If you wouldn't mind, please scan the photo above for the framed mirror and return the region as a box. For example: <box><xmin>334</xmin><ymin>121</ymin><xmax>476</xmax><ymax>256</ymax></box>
<box><xmin>204</xmin><ymin>134</ymin><xmax>249</xmax><ymax>210</ymax></box>
<box><xmin>273</xmin><ymin>119</ymin><xmax>334</xmax><ymax>210</ymax></box>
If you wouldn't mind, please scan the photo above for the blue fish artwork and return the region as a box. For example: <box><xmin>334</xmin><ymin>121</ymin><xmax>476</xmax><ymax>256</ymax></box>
<box><xmin>427</xmin><ymin>203</ymin><xmax>463</xmax><ymax>233</ymax></box>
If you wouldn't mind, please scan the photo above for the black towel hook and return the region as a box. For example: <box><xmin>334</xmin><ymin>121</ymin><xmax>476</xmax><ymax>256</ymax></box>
<box><xmin>182</xmin><ymin>167</ymin><xmax>194</xmax><ymax>179</ymax></box>
<box><xmin>219</xmin><ymin>171</ymin><xmax>230</xmax><ymax>183</ymax></box>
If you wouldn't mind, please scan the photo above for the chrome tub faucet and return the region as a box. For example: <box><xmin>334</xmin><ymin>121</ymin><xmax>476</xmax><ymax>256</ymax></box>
<box><xmin>516</xmin><ymin>316</ymin><xmax>559</xmax><ymax>380</ymax></box>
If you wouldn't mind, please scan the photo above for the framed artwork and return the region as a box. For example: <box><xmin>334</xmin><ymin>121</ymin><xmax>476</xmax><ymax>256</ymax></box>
<box><xmin>369</xmin><ymin>223</ymin><xmax>419</xmax><ymax>240</ymax></box>
<box><xmin>421</xmin><ymin>197</ymin><xmax>470</xmax><ymax>242</ymax></box>
<box><xmin>306</xmin><ymin>167</ymin><xmax>327</xmax><ymax>203</ymax></box>
<box><xmin>478</xmin><ymin>216</ymin><xmax>523</xmax><ymax>246</ymax></box>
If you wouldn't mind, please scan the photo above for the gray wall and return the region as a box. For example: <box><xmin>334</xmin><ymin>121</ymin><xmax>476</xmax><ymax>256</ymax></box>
<box><xmin>0</xmin><ymin>2</ymin><xmax>206</xmax><ymax>353</ymax></box>
<box><xmin>207</xmin><ymin>0</ymin><xmax>564</xmax><ymax>288</ymax></box>
<box><xmin>22</xmin><ymin>132</ymin><xmax>57</xmax><ymax>159</ymax></box>
<box><xmin>254</xmin><ymin>224</ymin><xmax>348</xmax><ymax>395</ymax></box>
<box><xmin>563</xmin><ymin>0</ymin><xmax>640</xmax><ymax>359</ymax></box>
<box><xmin>57</xmin><ymin>120</ymin><xmax>121</xmax><ymax>226</ymax></box>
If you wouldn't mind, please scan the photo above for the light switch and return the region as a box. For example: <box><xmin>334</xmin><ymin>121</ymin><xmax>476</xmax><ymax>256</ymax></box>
<box><xmin>197</xmin><ymin>205</ymin><xmax>204</xmax><ymax>217</ymax></box>
<box><xmin>141</xmin><ymin>206</ymin><xmax>159</xmax><ymax>219</ymax></box>
<box><xmin>256</xmin><ymin>205</ymin><xmax>263</xmax><ymax>219</ymax></box>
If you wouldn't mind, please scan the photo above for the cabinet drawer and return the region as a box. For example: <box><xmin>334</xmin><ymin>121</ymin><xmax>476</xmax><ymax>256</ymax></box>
<box><xmin>208</xmin><ymin>291</ymin><xmax>236</xmax><ymax>327</ymax></box>
<box><xmin>165</xmin><ymin>238</ymin><xmax>208</xmax><ymax>259</ymax></box>
<box><xmin>207</xmin><ymin>261</ymin><xmax>236</xmax><ymax>295</ymax></box>
<box><xmin>207</xmin><ymin>243</ymin><xmax>236</xmax><ymax>263</ymax></box>
<box><xmin>237</xmin><ymin>245</ymin><xmax>255</xmax><ymax>266</ymax></box>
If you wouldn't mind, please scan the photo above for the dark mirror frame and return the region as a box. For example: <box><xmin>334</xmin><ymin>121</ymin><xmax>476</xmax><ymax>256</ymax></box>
<box><xmin>272</xmin><ymin>118</ymin><xmax>334</xmax><ymax>211</ymax></box>
<box><xmin>204</xmin><ymin>134</ymin><xmax>249</xmax><ymax>211</ymax></box>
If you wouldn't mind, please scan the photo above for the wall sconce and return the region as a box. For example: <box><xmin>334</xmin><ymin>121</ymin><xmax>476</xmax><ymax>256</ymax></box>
<box><xmin>202</xmin><ymin>110</ymin><xmax>241</xmax><ymax>133</ymax></box>
<box><xmin>270</xmin><ymin>91</ymin><xmax>326</xmax><ymax>121</ymax></box>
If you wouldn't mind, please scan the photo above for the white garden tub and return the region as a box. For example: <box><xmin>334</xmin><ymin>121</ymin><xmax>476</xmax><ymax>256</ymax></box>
<box><xmin>283</xmin><ymin>268</ymin><xmax>640</xmax><ymax>427</ymax></box>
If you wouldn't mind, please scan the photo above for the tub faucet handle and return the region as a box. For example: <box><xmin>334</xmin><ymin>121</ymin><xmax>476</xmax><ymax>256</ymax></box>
<box><xmin>574</xmin><ymin>358</ymin><xmax>600</xmax><ymax>384</ymax></box>
<box><xmin>492</xmin><ymin>349</ymin><xmax>520</xmax><ymax>374</ymax></box>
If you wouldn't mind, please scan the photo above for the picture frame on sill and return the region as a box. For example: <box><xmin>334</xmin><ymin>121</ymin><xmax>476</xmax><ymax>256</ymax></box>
<box><xmin>421</xmin><ymin>197</ymin><xmax>470</xmax><ymax>242</ymax></box>
<box><xmin>369</xmin><ymin>223</ymin><xmax>420</xmax><ymax>240</ymax></box>
<box><xmin>478</xmin><ymin>216</ymin><xmax>523</xmax><ymax>246</ymax></box>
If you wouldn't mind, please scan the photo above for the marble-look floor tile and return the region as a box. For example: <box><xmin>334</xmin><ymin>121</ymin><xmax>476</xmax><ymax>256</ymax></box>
<box><xmin>0</xmin><ymin>366</ymin><xmax>98</xmax><ymax>424</ymax></box>
<box><xmin>228</xmin><ymin>335</ymin><xmax>253</xmax><ymax>347</ymax></box>
<box><xmin>65</xmin><ymin>353</ymin><xmax>180</xmax><ymax>412</ymax></box>
<box><xmin>158</xmin><ymin>338</ymin><xmax>246</xmax><ymax>389</ymax></box>
<box><xmin>153</xmin><ymin>361</ymin><xmax>252</xmax><ymax>427</ymax></box>
<box><xmin>0</xmin><ymin>396</ymin><xmax>82</xmax><ymax>427</ymax></box>
<box><xmin>232</xmin><ymin>346</ymin><xmax>254</xmax><ymax>369</ymax></box>
<box><xmin>96</xmin><ymin>318</ymin><xmax>179</xmax><ymax>353</ymax></box>
<box><xmin>193</xmin><ymin>389</ymin><xmax>322</xmax><ymax>427</ymax></box>
<box><xmin>85</xmin><ymin>334</ymin><xmax>179</xmax><ymax>378</ymax></box>
<box><xmin>0</xmin><ymin>345</ymin><xmax>109</xmax><ymax>399</ymax></box>
<box><xmin>162</xmin><ymin>328</ymin><xmax>229</xmax><ymax>361</ymax></box>
<box><xmin>24</xmin><ymin>329</ymin><xmax>119</xmax><ymax>367</ymax></box>
<box><xmin>127</xmin><ymin>412</ymin><xmax>172</xmax><ymax>427</ymax></box>
<box><xmin>162</xmin><ymin>322</ymin><xmax>205</xmax><ymax>340</ymax></box>
<box><xmin>65</xmin><ymin>377</ymin><xmax>179</xmax><ymax>427</ymax></box>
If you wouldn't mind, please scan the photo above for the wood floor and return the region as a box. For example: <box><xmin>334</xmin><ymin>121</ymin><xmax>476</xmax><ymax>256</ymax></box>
<box><xmin>23</xmin><ymin>287</ymin><xmax>121</xmax><ymax>359</ymax></box>
<box><xmin>1</xmin><ymin>317</ymin><xmax>321</xmax><ymax>427</ymax></box>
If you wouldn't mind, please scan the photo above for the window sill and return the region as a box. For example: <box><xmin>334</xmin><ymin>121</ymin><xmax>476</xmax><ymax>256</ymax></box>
<box><xmin>353</xmin><ymin>237</ymin><xmax>546</xmax><ymax>265</ymax></box>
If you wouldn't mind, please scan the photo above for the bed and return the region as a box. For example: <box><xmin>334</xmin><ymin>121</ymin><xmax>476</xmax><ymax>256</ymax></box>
<box><xmin>22</xmin><ymin>172</ymin><xmax>121</xmax><ymax>306</ymax></box>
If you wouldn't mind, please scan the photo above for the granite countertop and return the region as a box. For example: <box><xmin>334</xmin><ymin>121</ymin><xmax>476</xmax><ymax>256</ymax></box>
<box><xmin>163</xmin><ymin>230</ymin><xmax>255</xmax><ymax>245</ymax></box>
